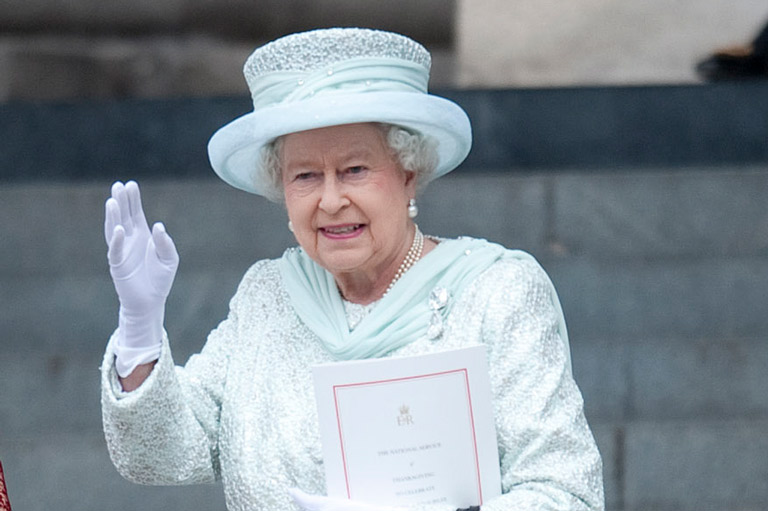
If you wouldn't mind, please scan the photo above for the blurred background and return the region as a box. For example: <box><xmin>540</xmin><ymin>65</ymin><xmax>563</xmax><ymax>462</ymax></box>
<box><xmin>2</xmin><ymin>0</ymin><xmax>768</xmax><ymax>509</ymax></box>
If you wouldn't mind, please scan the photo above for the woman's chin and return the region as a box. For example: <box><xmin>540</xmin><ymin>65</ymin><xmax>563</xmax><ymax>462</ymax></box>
<box><xmin>313</xmin><ymin>237</ymin><xmax>371</xmax><ymax>271</ymax></box>
<box><xmin>317</xmin><ymin>256</ymin><xmax>369</xmax><ymax>277</ymax></box>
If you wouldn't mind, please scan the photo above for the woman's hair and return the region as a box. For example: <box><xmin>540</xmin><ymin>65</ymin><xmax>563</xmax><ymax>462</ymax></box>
<box><xmin>259</xmin><ymin>123</ymin><xmax>439</xmax><ymax>202</ymax></box>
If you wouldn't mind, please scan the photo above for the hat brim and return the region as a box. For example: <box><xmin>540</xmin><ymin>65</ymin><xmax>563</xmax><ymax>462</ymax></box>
<box><xmin>207</xmin><ymin>91</ymin><xmax>472</xmax><ymax>196</ymax></box>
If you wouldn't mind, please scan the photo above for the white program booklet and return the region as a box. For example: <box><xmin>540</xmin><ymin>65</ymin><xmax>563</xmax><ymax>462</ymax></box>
<box><xmin>312</xmin><ymin>346</ymin><xmax>501</xmax><ymax>508</ymax></box>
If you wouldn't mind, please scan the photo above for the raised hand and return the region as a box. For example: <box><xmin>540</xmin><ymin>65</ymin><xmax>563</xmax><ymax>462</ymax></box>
<box><xmin>105</xmin><ymin>181</ymin><xmax>179</xmax><ymax>378</ymax></box>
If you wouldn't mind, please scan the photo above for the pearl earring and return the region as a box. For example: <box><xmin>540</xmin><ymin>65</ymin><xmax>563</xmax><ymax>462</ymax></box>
<box><xmin>407</xmin><ymin>199</ymin><xmax>418</xmax><ymax>219</ymax></box>
<box><xmin>288</xmin><ymin>221</ymin><xmax>294</xmax><ymax>232</ymax></box>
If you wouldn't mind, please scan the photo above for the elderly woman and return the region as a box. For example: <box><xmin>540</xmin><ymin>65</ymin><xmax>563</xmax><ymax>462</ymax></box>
<box><xmin>101</xmin><ymin>28</ymin><xmax>603</xmax><ymax>511</ymax></box>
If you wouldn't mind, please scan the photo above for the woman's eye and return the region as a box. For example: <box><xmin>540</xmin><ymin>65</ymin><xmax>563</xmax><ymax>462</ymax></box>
<box><xmin>346</xmin><ymin>166</ymin><xmax>367</xmax><ymax>175</ymax></box>
<box><xmin>295</xmin><ymin>172</ymin><xmax>316</xmax><ymax>180</ymax></box>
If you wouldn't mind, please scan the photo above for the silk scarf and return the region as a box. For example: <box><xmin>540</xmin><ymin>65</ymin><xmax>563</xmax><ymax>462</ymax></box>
<box><xmin>278</xmin><ymin>237</ymin><xmax>570</xmax><ymax>363</ymax></box>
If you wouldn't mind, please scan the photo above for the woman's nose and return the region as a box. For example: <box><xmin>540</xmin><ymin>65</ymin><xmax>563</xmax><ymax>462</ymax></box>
<box><xmin>318</xmin><ymin>178</ymin><xmax>349</xmax><ymax>213</ymax></box>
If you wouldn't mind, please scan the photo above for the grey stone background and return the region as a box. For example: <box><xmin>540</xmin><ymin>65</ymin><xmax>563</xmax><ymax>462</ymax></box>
<box><xmin>456</xmin><ymin>0</ymin><xmax>768</xmax><ymax>87</ymax></box>
<box><xmin>2</xmin><ymin>1</ymin><xmax>768</xmax><ymax>511</ymax></box>
<box><xmin>0</xmin><ymin>0</ymin><xmax>456</xmax><ymax>102</ymax></box>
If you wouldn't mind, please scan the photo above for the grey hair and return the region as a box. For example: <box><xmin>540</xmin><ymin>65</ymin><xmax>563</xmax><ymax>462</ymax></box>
<box><xmin>258</xmin><ymin>123</ymin><xmax>439</xmax><ymax>203</ymax></box>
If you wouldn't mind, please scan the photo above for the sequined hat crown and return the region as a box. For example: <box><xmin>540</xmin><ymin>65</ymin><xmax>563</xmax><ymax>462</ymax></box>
<box><xmin>207</xmin><ymin>28</ymin><xmax>472</xmax><ymax>197</ymax></box>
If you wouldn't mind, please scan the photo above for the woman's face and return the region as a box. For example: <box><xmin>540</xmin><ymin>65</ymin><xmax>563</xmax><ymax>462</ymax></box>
<box><xmin>281</xmin><ymin>123</ymin><xmax>416</xmax><ymax>282</ymax></box>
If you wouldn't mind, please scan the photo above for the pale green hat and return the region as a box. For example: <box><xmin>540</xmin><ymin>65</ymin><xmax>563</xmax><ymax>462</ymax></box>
<box><xmin>207</xmin><ymin>27</ymin><xmax>472</xmax><ymax>196</ymax></box>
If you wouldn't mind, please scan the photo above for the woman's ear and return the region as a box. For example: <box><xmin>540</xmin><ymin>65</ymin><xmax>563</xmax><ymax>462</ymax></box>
<box><xmin>403</xmin><ymin>170</ymin><xmax>417</xmax><ymax>192</ymax></box>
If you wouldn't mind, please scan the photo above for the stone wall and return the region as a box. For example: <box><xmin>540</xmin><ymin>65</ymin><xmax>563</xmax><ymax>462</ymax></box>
<box><xmin>4</xmin><ymin>83</ymin><xmax>767</xmax><ymax>183</ymax></box>
<box><xmin>0</xmin><ymin>0</ymin><xmax>455</xmax><ymax>101</ymax></box>
<box><xmin>6</xmin><ymin>0</ymin><xmax>768</xmax><ymax>103</ymax></box>
<box><xmin>456</xmin><ymin>0</ymin><xmax>768</xmax><ymax>87</ymax></box>
<box><xmin>2</xmin><ymin>168</ymin><xmax>767</xmax><ymax>511</ymax></box>
<box><xmin>1</xmin><ymin>84</ymin><xmax>768</xmax><ymax>510</ymax></box>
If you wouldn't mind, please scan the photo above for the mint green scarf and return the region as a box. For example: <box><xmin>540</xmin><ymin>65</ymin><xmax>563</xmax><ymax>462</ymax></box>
<box><xmin>278</xmin><ymin>237</ymin><xmax>569</xmax><ymax>364</ymax></box>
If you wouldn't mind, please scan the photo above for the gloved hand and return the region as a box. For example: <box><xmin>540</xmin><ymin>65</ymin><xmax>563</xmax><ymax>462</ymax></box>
<box><xmin>104</xmin><ymin>181</ymin><xmax>179</xmax><ymax>377</ymax></box>
<box><xmin>289</xmin><ymin>488</ymin><xmax>405</xmax><ymax>511</ymax></box>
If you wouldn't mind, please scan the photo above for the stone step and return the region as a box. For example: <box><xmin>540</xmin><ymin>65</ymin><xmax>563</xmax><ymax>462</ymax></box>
<box><xmin>3</xmin><ymin>168</ymin><xmax>768</xmax><ymax>277</ymax></box>
<box><xmin>2</xmin><ymin>420</ymin><xmax>766</xmax><ymax>511</ymax></box>
<box><xmin>0</xmin><ymin>0</ymin><xmax>453</xmax><ymax>44</ymax></box>
<box><xmin>593</xmin><ymin>419</ymin><xmax>768</xmax><ymax>510</ymax></box>
<box><xmin>3</xmin><ymin>84</ymin><xmax>768</xmax><ymax>179</ymax></box>
<box><xmin>4</xmin><ymin>325</ymin><xmax>767</xmax><ymax>438</ymax></box>
<box><xmin>0</xmin><ymin>35</ymin><xmax>456</xmax><ymax>101</ymax></box>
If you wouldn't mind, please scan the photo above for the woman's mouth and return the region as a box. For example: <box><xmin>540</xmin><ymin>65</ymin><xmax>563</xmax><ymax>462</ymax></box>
<box><xmin>320</xmin><ymin>224</ymin><xmax>365</xmax><ymax>238</ymax></box>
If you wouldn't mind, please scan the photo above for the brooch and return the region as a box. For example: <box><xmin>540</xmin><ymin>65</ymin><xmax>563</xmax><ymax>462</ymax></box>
<box><xmin>426</xmin><ymin>287</ymin><xmax>450</xmax><ymax>340</ymax></box>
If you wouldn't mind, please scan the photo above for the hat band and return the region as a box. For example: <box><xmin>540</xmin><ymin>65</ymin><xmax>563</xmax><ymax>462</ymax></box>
<box><xmin>248</xmin><ymin>57</ymin><xmax>430</xmax><ymax>110</ymax></box>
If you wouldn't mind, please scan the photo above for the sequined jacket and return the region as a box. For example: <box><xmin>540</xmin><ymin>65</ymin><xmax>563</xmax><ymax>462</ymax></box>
<box><xmin>101</xmin><ymin>253</ymin><xmax>604</xmax><ymax>511</ymax></box>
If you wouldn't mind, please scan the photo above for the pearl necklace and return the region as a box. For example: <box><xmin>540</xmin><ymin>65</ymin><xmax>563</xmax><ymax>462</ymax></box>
<box><xmin>385</xmin><ymin>225</ymin><xmax>424</xmax><ymax>295</ymax></box>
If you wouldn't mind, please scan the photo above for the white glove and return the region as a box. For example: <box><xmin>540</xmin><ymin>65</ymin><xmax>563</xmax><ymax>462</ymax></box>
<box><xmin>289</xmin><ymin>488</ymin><xmax>405</xmax><ymax>511</ymax></box>
<box><xmin>104</xmin><ymin>180</ymin><xmax>179</xmax><ymax>377</ymax></box>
